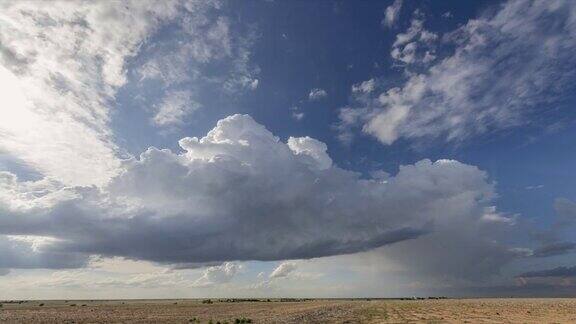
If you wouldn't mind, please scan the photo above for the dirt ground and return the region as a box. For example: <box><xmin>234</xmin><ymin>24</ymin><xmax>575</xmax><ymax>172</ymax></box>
<box><xmin>1</xmin><ymin>298</ymin><xmax>575</xmax><ymax>323</ymax></box>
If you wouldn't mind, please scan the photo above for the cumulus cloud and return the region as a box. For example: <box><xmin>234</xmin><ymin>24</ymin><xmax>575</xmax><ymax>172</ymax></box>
<box><xmin>341</xmin><ymin>0</ymin><xmax>576</xmax><ymax>145</ymax></box>
<box><xmin>269</xmin><ymin>262</ymin><xmax>297</xmax><ymax>279</ymax></box>
<box><xmin>0</xmin><ymin>114</ymin><xmax>507</xmax><ymax>272</ymax></box>
<box><xmin>382</xmin><ymin>0</ymin><xmax>403</xmax><ymax>28</ymax></box>
<box><xmin>287</xmin><ymin>136</ymin><xmax>332</xmax><ymax>170</ymax></box>
<box><xmin>352</xmin><ymin>79</ymin><xmax>375</xmax><ymax>94</ymax></box>
<box><xmin>193</xmin><ymin>262</ymin><xmax>241</xmax><ymax>287</ymax></box>
<box><xmin>390</xmin><ymin>15</ymin><xmax>437</xmax><ymax>65</ymax></box>
<box><xmin>308</xmin><ymin>88</ymin><xmax>327</xmax><ymax>101</ymax></box>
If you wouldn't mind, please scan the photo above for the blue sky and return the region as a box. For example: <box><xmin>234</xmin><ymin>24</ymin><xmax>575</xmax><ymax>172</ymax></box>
<box><xmin>1</xmin><ymin>0</ymin><xmax>576</xmax><ymax>298</ymax></box>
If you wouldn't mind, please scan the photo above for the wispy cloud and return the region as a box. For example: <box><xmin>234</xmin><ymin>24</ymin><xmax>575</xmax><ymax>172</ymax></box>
<box><xmin>290</xmin><ymin>106</ymin><xmax>305</xmax><ymax>121</ymax></box>
<box><xmin>152</xmin><ymin>90</ymin><xmax>200</xmax><ymax>127</ymax></box>
<box><xmin>382</xmin><ymin>0</ymin><xmax>403</xmax><ymax>28</ymax></box>
<box><xmin>0</xmin><ymin>0</ymin><xmax>259</xmax><ymax>186</ymax></box>
<box><xmin>341</xmin><ymin>0</ymin><xmax>576</xmax><ymax>145</ymax></box>
<box><xmin>0</xmin><ymin>1</ymin><xmax>181</xmax><ymax>186</ymax></box>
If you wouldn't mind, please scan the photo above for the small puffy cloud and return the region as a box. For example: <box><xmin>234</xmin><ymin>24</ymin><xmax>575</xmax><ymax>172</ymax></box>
<box><xmin>290</xmin><ymin>106</ymin><xmax>305</xmax><ymax>121</ymax></box>
<box><xmin>308</xmin><ymin>88</ymin><xmax>327</xmax><ymax>101</ymax></box>
<box><xmin>390</xmin><ymin>17</ymin><xmax>437</xmax><ymax>65</ymax></box>
<box><xmin>382</xmin><ymin>0</ymin><xmax>403</xmax><ymax>28</ymax></box>
<box><xmin>248</xmin><ymin>79</ymin><xmax>259</xmax><ymax>90</ymax></box>
<box><xmin>269</xmin><ymin>262</ymin><xmax>297</xmax><ymax>279</ymax></box>
<box><xmin>193</xmin><ymin>262</ymin><xmax>241</xmax><ymax>287</ymax></box>
<box><xmin>480</xmin><ymin>206</ymin><xmax>516</xmax><ymax>225</ymax></box>
<box><xmin>352</xmin><ymin>79</ymin><xmax>375</xmax><ymax>94</ymax></box>
<box><xmin>292</xmin><ymin>112</ymin><xmax>305</xmax><ymax>121</ymax></box>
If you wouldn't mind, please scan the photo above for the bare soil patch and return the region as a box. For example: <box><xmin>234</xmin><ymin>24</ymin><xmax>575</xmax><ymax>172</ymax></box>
<box><xmin>1</xmin><ymin>298</ymin><xmax>575</xmax><ymax>323</ymax></box>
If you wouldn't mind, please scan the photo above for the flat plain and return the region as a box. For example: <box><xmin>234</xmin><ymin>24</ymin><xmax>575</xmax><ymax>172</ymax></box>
<box><xmin>1</xmin><ymin>298</ymin><xmax>575</xmax><ymax>323</ymax></box>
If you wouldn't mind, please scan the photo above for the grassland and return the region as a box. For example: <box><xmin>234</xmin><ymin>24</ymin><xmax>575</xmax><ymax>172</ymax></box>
<box><xmin>1</xmin><ymin>298</ymin><xmax>575</xmax><ymax>323</ymax></box>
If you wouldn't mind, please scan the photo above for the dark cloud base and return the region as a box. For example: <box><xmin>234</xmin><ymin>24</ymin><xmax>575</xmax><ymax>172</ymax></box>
<box><xmin>0</xmin><ymin>115</ymin><xmax>500</xmax><ymax>274</ymax></box>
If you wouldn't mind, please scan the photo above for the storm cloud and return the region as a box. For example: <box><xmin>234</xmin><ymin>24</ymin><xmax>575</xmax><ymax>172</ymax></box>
<box><xmin>0</xmin><ymin>114</ymin><xmax>502</xmax><ymax>271</ymax></box>
<box><xmin>518</xmin><ymin>265</ymin><xmax>576</xmax><ymax>278</ymax></box>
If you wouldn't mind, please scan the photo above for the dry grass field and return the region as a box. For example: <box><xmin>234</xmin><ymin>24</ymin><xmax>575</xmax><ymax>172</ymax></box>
<box><xmin>1</xmin><ymin>298</ymin><xmax>575</xmax><ymax>323</ymax></box>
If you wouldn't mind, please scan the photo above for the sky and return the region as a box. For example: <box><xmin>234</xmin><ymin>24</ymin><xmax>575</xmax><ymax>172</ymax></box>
<box><xmin>0</xmin><ymin>0</ymin><xmax>576</xmax><ymax>299</ymax></box>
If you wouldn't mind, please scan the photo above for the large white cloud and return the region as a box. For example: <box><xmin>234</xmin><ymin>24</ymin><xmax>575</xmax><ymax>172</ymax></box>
<box><xmin>340</xmin><ymin>0</ymin><xmax>576</xmax><ymax>145</ymax></box>
<box><xmin>0</xmin><ymin>114</ymin><xmax>508</xmax><ymax>272</ymax></box>
<box><xmin>0</xmin><ymin>0</ymin><xmax>258</xmax><ymax>186</ymax></box>
<box><xmin>0</xmin><ymin>1</ymin><xmax>184</xmax><ymax>186</ymax></box>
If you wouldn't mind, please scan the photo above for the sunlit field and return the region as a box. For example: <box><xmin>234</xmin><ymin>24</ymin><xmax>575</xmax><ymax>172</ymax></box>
<box><xmin>2</xmin><ymin>298</ymin><xmax>576</xmax><ymax>323</ymax></box>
